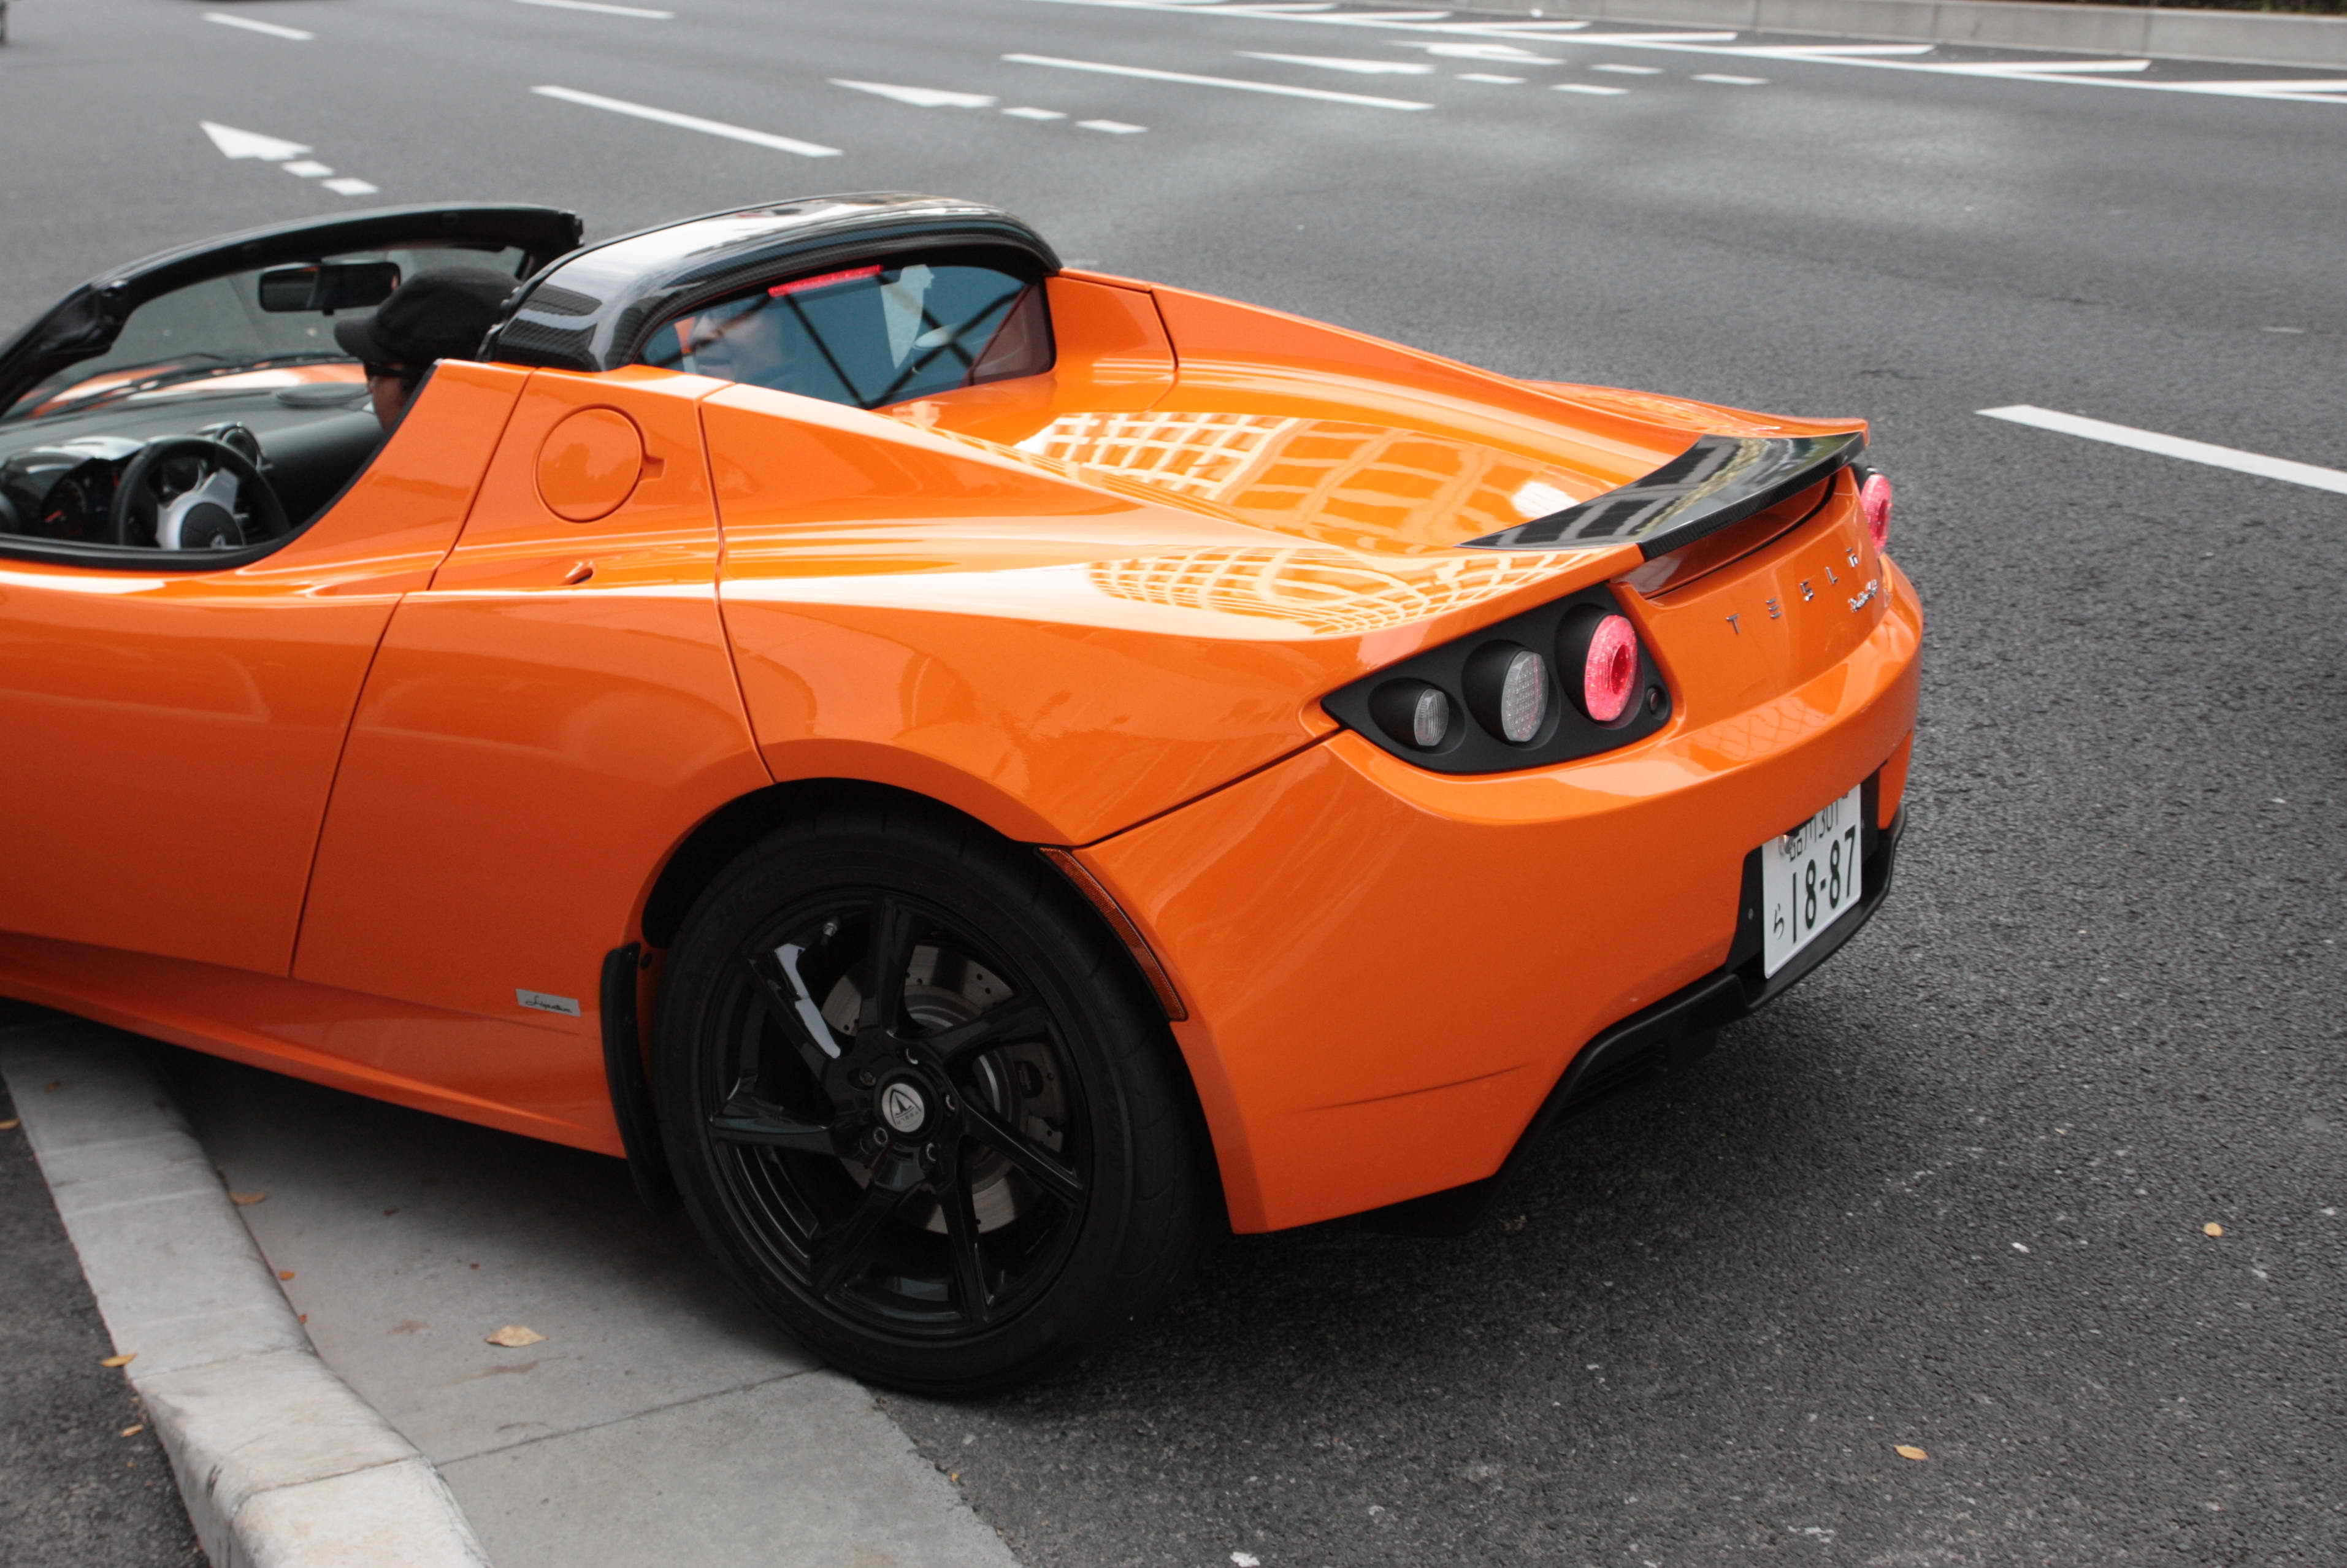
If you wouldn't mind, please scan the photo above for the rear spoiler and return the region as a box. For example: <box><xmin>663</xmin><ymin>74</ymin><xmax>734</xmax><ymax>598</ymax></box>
<box><xmin>1460</xmin><ymin>430</ymin><xmax>1865</xmax><ymax>558</ymax></box>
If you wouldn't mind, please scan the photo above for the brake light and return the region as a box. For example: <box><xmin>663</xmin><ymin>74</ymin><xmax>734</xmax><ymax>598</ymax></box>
<box><xmin>1859</xmin><ymin>470</ymin><xmax>1893</xmax><ymax>553</ymax></box>
<box><xmin>1580</xmin><ymin>613</ymin><xmax>1639</xmax><ymax>724</ymax></box>
<box><xmin>770</xmin><ymin>264</ymin><xmax>883</xmax><ymax>299</ymax></box>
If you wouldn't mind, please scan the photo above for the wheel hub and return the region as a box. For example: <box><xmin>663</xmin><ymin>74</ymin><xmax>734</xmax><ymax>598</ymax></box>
<box><xmin>876</xmin><ymin>1076</ymin><xmax>931</xmax><ymax>1136</ymax></box>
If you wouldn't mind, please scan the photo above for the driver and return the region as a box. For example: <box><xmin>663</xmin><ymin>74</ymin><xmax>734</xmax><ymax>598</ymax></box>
<box><xmin>334</xmin><ymin>268</ymin><xmax>518</xmax><ymax>434</ymax></box>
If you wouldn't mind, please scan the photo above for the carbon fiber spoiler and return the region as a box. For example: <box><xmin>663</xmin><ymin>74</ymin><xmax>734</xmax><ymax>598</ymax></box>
<box><xmin>1460</xmin><ymin>430</ymin><xmax>1866</xmax><ymax>557</ymax></box>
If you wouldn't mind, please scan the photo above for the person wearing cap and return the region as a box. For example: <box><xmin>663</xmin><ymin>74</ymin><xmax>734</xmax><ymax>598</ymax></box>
<box><xmin>334</xmin><ymin>267</ymin><xmax>517</xmax><ymax>434</ymax></box>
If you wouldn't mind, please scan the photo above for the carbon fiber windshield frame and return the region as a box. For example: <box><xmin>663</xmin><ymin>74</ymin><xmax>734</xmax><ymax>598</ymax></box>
<box><xmin>1460</xmin><ymin>431</ymin><xmax>1866</xmax><ymax>558</ymax></box>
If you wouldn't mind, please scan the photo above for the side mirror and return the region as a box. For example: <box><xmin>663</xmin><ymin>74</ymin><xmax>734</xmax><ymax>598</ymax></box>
<box><xmin>256</xmin><ymin>261</ymin><xmax>402</xmax><ymax>315</ymax></box>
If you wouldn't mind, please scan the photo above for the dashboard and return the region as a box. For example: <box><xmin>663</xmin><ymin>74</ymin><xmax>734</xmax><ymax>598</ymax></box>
<box><xmin>0</xmin><ymin>378</ymin><xmax>383</xmax><ymax>551</ymax></box>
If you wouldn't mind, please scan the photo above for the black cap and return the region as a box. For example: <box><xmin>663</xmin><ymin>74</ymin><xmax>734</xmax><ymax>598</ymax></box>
<box><xmin>335</xmin><ymin>267</ymin><xmax>517</xmax><ymax>372</ymax></box>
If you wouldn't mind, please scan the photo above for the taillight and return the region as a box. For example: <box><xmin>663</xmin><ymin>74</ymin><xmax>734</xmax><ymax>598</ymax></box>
<box><xmin>1579</xmin><ymin>613</ymin><xmax>1639</xmax><ymax>723</ymax></box>
<box><xmin>1859</xmin><ymin>470</ymin><xmax>1893</xmax><ymax>553</ymax></box>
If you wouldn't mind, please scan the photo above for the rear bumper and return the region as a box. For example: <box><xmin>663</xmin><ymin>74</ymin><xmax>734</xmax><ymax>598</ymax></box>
<box><xmin>1084</xmin><ymin>561</ymin><xmax>1921</xmax><ymax>1233</ymax></box>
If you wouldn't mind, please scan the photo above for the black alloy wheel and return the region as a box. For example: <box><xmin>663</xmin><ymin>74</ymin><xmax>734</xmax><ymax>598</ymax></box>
<box><xmin>656</xmin><ymin>803</ymin><xmax>1209</xmax><ymax>1394</ymax></box>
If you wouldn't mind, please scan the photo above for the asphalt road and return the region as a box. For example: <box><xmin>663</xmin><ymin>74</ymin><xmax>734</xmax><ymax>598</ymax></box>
<box><xmin>3</xmin><ymin>1</ymin><xmax>2343</xmax><ymax>1564</ymax></box>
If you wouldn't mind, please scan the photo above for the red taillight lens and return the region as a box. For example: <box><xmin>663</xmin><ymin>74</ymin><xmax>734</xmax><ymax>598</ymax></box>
<box><xmin>1859</xmin><ymin>470</ymin><xmax>1893</xmax><ymax>553</ymax></box>
<box><xmin>1582</xmin><ymin>613</ymin><xmax>1639</xmax><ymax>724</ymax></box>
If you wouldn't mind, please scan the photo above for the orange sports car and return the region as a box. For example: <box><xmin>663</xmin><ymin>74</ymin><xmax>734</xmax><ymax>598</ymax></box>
<box><xmin>0</xmin><ymin>196</ymin><xmax>1918</xmax><ymax>1393</ymax></box>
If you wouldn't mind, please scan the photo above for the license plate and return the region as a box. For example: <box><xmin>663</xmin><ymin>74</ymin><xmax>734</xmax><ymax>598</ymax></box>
<box><xmin>1761</xmin><ymin>785</ymin><xmax>1864</xmax><ymax>977</ymax></box>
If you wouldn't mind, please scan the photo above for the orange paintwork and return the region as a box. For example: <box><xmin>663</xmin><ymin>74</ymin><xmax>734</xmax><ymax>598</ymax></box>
<box><xmin>0</xmin><ymin>264</ymin><xmax>1920</xmax><ymax>1223</ymax></box>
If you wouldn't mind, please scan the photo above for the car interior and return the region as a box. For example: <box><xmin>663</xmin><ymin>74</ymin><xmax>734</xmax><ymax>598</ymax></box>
<box><xmin>0</xmin><ymin>243</ymin><xmax>534</xmax><ymax>556</ymax></box>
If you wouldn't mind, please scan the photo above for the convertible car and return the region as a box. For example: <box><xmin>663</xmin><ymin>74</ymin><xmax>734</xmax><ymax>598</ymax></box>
<box><xmin>0</xmin><ymin>196</ymin><xmax>1918</xmax><ymax>1393</ymax></box>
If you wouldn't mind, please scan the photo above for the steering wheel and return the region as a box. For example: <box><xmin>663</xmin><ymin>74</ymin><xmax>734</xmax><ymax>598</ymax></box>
<box><xmin>109</xmin><ymin>434</ymin><xmax>289</xmax><ymax>550</ymax></box>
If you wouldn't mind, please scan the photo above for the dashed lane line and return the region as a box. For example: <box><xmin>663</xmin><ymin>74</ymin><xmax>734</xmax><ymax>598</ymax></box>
<box><xmin>1001</xmin><ymin>52</ymin><xmax>1434</xmax><ymax>109</ymax></box>
<box><xmin>1694</xmin><ymin>74</ymin><xmax>1768</xmax><ymax>85</ymax></box>
<box><xmin>513</xmin><ymin>0</ymin><xmax>676</xmax><ymax>17</ymax></box>
<box><xmin>1456</xmin><ymin>73</ymin><xmax>1523</xmax><ymax>83</ymax></box>
<box><xmin>1592</xmin><ymin>64</ymin><xmax>1660</xmax><ymax>75</ymax></box>
<box><xmin>203</xmin><ymin>11</ymin><xmax>313</xmax><ymax>40</ymax></box>
<box><xmin>1979</xmin><ymin>407</ymin><xmax>2347</xmax><ymax>495</ymax></box>
<box><xmin>531</xmin><ymin>85</ymin><xmax>841</xmax><ymax>155</ymax></box>
<box><xmin>1553</xmin><ymin>82</ymin><xmax>1626</xmax><ymax>96</ymax></box>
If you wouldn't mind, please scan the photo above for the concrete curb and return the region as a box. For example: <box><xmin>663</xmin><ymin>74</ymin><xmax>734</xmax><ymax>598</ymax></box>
<box><xmin>0</xmin><ymin>1019</ymin><xmax>490</xmax><ymax>1568</ymax></box>
<box><xmin>1463</xmin><ymin>0</ymin><xmax>2347</xmax><ymax>70</ymax></box>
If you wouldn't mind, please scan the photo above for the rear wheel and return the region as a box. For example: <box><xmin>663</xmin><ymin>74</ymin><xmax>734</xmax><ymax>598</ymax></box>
<box><xmin>655</xmin><ymin>804</ymin><xmax>1208</xmax><ymax>1394</ymax></box>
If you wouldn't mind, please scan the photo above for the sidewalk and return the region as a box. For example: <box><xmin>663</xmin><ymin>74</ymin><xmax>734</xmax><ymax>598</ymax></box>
<box><xmin>10</xmin><ymin>1009</ymin><xmax>1019</xmax><ymax>1568</ymax></box>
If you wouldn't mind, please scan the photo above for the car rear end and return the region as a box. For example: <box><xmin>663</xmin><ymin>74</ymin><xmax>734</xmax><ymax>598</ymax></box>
<box><xmin>1074</xmin><ymin>461</ymin><xmax>1919</xmax><ymax>1234</ymax></box>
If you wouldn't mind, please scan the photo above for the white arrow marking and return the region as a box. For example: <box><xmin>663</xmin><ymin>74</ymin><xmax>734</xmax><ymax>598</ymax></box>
<box><xmin>201</xmin><ymin>121</ymin><xmax>313</xmax><ymax>161</ymax></box>
<box><xmin>830</xmin><ymin>79</ymin><xmax>998</xmax><ymax>109</ymax></box>
<box><xmin>1980</xmin><ymin>406</ymin><xmax>2347</xmax><ymax>495</ymax></box>
<box><xmin>1238</xmin><ymin>52</ymin><xmax>1434</xmax><ymax>74</ymax></box>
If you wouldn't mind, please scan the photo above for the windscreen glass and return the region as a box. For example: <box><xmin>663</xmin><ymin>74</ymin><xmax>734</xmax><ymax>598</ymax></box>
<box><xmin>5</xmin><ymin>243</ymin><xmax>532</xmax><ymax>423</ymax></box>
<box><xmin>640</xmin><ymin>258</ymin><xmax>1051</xmax><ymax>408</ymax></box>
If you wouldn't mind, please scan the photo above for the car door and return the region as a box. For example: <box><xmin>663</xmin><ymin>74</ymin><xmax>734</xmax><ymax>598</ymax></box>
<box><xmin>0</xmin><ymin>207</ymin><xmax>576</xmax><ymax>976</ymax></box>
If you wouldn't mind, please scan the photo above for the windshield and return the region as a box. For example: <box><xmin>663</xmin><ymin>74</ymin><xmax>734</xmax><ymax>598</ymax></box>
<box><xmin>4</xmin><ymin>242</ymin><xmax>533</xmax><ymax>423</ymax></box>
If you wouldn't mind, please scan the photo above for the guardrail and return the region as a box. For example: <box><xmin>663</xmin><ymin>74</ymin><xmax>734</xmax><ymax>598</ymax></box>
<box><xmin>1466</xmin><ymin>0</ymin><xmax>2347</xmax><ymax>69</ymax></box>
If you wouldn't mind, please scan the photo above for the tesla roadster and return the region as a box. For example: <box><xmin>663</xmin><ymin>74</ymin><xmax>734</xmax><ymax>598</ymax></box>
<box><xmin>0</xmin><ymin>196</ymin><xmax>1919</xmax><ymax>1393</ymax></box>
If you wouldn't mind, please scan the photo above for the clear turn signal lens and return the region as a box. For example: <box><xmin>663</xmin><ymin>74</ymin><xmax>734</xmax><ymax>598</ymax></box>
<box><xmin>1859</xmin><ymin>470</ymin><xmax>1893</xmax><ymax>553</ymax></box>
<box><xmin>1496</xmin><ymin>648</ymin><xmax>1548</xmax><ymax>743</ymax></box>
<box><xmin>1411</xmin><ymin>686</ymin><xmax>1452</xmax><ymax>749</ymax></box>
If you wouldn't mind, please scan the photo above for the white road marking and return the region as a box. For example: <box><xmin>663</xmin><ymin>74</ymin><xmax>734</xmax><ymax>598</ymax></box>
<box><xmin>1019</xmin><ymin>1</ymin><xmax>2347</xmax><ymax>108</ymax></box>
<box><xmin>1457</xmin><ymin>73</ymin><xmax>1523</xmax><ymax>83</ymax></box>
<box><xmin>1694</xmin><ymin>73</ymin><xmax>1767</xmax><ymax>85</ymax></box>
<box><xmin>1592</xmin><ymin>63</ymin><xmax>1661</xmax><ymax>75</ymax></box>
<box><xmin>1238</xmin><ymin>51</ymin><xmax>1433</xmax><ymax>73</ymax></box>
<box><xmin>321</xmin><ymin>177</ymin><xmax>379</xmax><ymax>196</ymax></box>
<box><xmin>1077</xmin><ymin>118</ymin><xmax>1148</xmax><ymax>132</ymax></box>
<box><xmin>832</xmin><ymin>80</ymin><xmax>998</xmax><ymax>108</ymax></box>
<box><xmin>201</xmin><ymin>121</ymin><xmax>312</xmax><ymax>160</ymax></box>
<box><xmin>1415</xmin><ymin>42</ymin><xmax>1556</xmax><ymax>59</ymax></box>
<box><xmin>530</xmin><ymin>85</ymin><xmax>842</xmax><ymax>155</ymax></box>
<box><xmin>1003</xmin><ymin>105</ymin><xmax>1067</xmax><ymax>118</ymax></box>
<box><xmin>203</xmin><ymin>12</ymin><xmax>314</xmax><ymax>39</ymax></box>
<box><xmin>1936</xmin><ymin>58</ymin><xmax>2152</xmax><ymax>74</ymax></box>
<box><xmin>513</xmin><ymin>0</ymin><xmax>674</xmax><ymax>15</ymax></box>
<box><xmin>1001</xmin><ymin>53</ymin><xmax>1434</xmax><ymax>108</ymax></box>
<box><xmin>280</xmin><ymin>160</ymin><xmax>334</xmax><ymax>177</ymax></box>
<box><xmin>1734</xmin><ymin>43</ymin><xmax>1934</xmax><ymax>56</ymax></box>
<box><xmin>1554</xmin><ymin>82</ymin><xmax>1627</xmax><ymax>96</ymax></box>
<box><xmin>1978</xmin><ymin>406</ymin><xmax>2347</xmax><ymax>495</ymax></box>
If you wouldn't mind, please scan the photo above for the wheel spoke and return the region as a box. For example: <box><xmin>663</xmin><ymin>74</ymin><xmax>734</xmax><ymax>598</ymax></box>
<box><xmin>960</xmin><ymin>1099</ymin><xmax>1084</xmax><ymax>1209</ymax></box>
<box><xmin>941</xmin><ymin>1175</ymin><xmax>992</xmax><ymax>1327</ymax></box>
<box><xmin>709</xmin><ymin>1095</ymin><xmax>838</xmax><ymax>1154</ymax></box>
<box><xmin>809</xmin><ymin>1173</ymin><xmax>918</xmax><ymax>1298</ymax></box>
<box><xmin>924</xmin><ymin>999</ymin><xmax>1051</xmax><ymax>1068</ymax></box>
<box><xmin>743</xmin><ymin>948</ymin><xmax>842</xmax><ymax>1078</ymax></box>
<box><xmin>856</xmin><ymin>897</ymin><xmax>919</xmax><ymax>1037</ymax></box>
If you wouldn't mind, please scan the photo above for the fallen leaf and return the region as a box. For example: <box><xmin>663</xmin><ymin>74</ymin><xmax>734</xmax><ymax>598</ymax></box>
<box><xmin>277</xmin><ymin>1271</ymin><xmax>296</xmax><ymax>1281</ymax></box>
<box><xmin>485</xmin><ymin>1325</ymin><xmax>546</xmax><ymax>1348</ymax></box>
<box><xmin>299</xmin><ymin>1315</ymin><xmax>308</xmax><ymax>1325</ymax></box>
<box><xmin>382</xmin><ymin>1207</ymin><xmax>398</xmax><ymax>1217</ymax></box>
<box><xmin>2203</xmin><ymin>1222</ymin><xmax>2224</xmax><ymax>1238</ymax></box>
<box><xmin>229</xmin><ymin>1191</ymin><xmax>267</xmax><ymax>1206</ymax></box>
<box><xmin>44</xmin><ymin>1080</ymin><xmax>61</xmax><ymax>1092</ymax></box>
<box><xmin>1894</xmin><ymin>1444</ymin><xmax>1929</xmax><ymax>1461</ymax></box>
<box><xmin>1499</xmin><ymin>1215</ymin><xmax>1528</xmax><ymax>1233</ymax></box>
<box><xmin>0</xmin><ymin>1118</ymin><xmax>20</xmax><ymax>1130</ymax></box>
<box><xmin>100</xmin><ymin>1352</ymin><xmax>136</xmax><ymax>1369</ymax></box>
<box><xmin>120</xmin><ymin>1425</ymin><xmax>145</xmax><ymax>1438</ymax></box>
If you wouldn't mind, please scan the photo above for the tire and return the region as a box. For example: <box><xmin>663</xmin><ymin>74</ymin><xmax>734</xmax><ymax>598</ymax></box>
<box><xmin>654</xmin><ymin>800</ymin><xmax>1209</xmax><ymax>1395</ymax></box>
